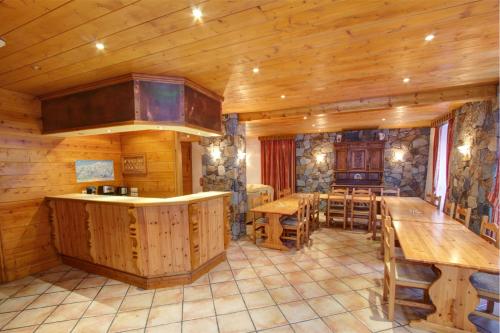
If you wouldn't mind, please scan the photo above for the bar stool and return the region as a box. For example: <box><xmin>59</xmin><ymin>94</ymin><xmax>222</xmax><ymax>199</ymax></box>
<box><xmin>327</xmin><ymin>189</ymin><xmax>348</xmax><ymax>229</ymax></box>
<box><xmin>350</xmin><ymin>188</ymin><xmax>372</xmax><ymax>230</ymax></box>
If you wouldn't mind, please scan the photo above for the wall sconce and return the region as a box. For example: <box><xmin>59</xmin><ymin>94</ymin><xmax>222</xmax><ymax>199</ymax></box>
<box><xmin>238</xmin><ymin>150</ymin><xmax>246</xmax><ymax>162</ymax></box>
<box><xmin>211</xmin><ymin>146</ymin><xmax>221</xmax><ymax>160</ymax></box>
<box><xmin>458</xmin><ymin>144</ymin><xmax>471</xmax><ymax>160</ymax></box>
<box><xmin>393</xmin><ymin>149</ymin><xmax>404</xmax><ymax>162</ymax></box>
<box><xmin>315</xmin><ymin>153</ymin><xmax>326</xmax><ymax>164</ymax></box>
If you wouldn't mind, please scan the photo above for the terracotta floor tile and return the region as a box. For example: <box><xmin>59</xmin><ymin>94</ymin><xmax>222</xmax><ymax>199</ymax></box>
<box><xmin>127</xmin><ymin>286</ymin><xmax>154</xmax><ymax>296</ymax></box>
<box><xmin>249</xmin><ymin>257</ymin><xmax>273</xmax><ymax>267</ymax></box>
<box><xmin>249</xmin><ymin>305</ymin><xmax>288</xmax><ymax>330</ymax></box>
<box><xmin>0</xmin><ymin>296</ymin><xmax>37</xmax><ymax>313</ymax></box>
<box><xmin>209</xmin><ymin>270</ymin><xmax>235</xmax><ymax>284</ymax></box>
<box><xmin>254</xmin><ymin>266</ymin><xmax>281</xmax><ymax>277</ymax></box>
<box><xmin>145</xmin><ymin>322</ymin><xmax>181</xmax><ymax>333</ymax></box>
<box><xmin>333</xmin><ymin>291</ymin><xmax>372</xmax><ymax>311</ymax></box>
<box><xmin>3</xmin><ymin>306</ymin><xmax>56</xmax><ymax>329</ymax></box>
<box><xmin>269</xmin><ymin>256</ymin><xmax>292</xmax><ymax>265</ymax></box>
<box><xmin>295</xmin><ymin>260</ymin><xmax>323</xmax><ymax>270</ymax></box>
<box><xmin>357</xmin><ymin>287</ymin><xmax>386</xmax><ymax>306</ymax></box>
<box><xmin>36</xmin><ymin>319</ymin><xmax>77</xmax><ymax>333</ymax></box>
<box><xmin>278</xmin><ymin>300</ymin><xmax>317</xmax><ymax>323</ymax></box>
<box><xmin>341</xmin><ymin>275</ymin><xmax>375</xmax><ymax>290</ymax></box>
<box><xmin>27</xmin><ymin>291</ymin><xmax>69</xmax><ymax>309</ymax></box>
<box><xmin>275</xmin><ymin>263</ymin><xmax>301</xmax><ymax>274</ymax></box>
<box><xmin>183</xmin><ymin>285</ymin><xmax>212</xmax><ymax>302</ymax></box>
<box><xmin>60</xmin><ymin>270</ymin><xmax>88</xmax><ymax>281</ymax></box>
<box><xmin>0</xmin><ymin>311</ymin><xmax>20</xmax><ymax>329</ymax></box>
<box><xmin>323</xmin><ymin>312</ymin><xmax>371</xmax><ymax>333</ymax></box>
<box><xmin>217</xmin><ymin>310</ymin><xmax>255</xmax><ymax>333</ymax></box>
<box><xmin>147</xmin><ymin>303</ymin><xmax>182</xmax><ymax>326</ymax></box>
<box><xmin>294</xmin><ymin>282</ymin><xmax>328</xmax><ymax>299</ymax></box>
<box><xmin>211</xmin><ymin>281</ymin><xmax>240</xmax><ymax>298</ymax></box>
<box><xmin>119</xmin><ymin>293</ymin><xmax>154</xmax><ymax>312</ymax></box>
<box><xmin>352</xmin><ymin>306</ymin><xmax>399</xmax><ymax>331</ymax></box>
<box><xmin>236</xmin><ymin>278</ymin><xmax>265</xmax><ymax>293</ymax></box>
<box><xmin>45</xmin><ymin>279</ymin><xmax>82</xmax><ymax>293</ymax></box>
<box><xmin>261</xmin><ymin>275</ymin><xmax>290</xmax><ymax>290</ymax></box>
<box><xmin>242</xmin><ymin>290</ymin><xmax>275</xmax><ymax>309</ymax></box>
<box><xmin>291</xmin><ymin>318</ymin><xmax>333</xmax><ymax>333</ymax></box>
<box><xmin>0</xmin><ymin>286</ymin><xmax>23</xmax><ymax>300</ymax></box>
<box><xmin>182</xmin><ymin>299</ymin><xmax>215</xmax><ymax>320</ymax></box>
<box><xmin>13</xmin><ymin>282</ymin><xmax>51</xmax><ymax>297</ymax></box>
<box><xmin>212</xmin><ymin>261</ymin><xmax>232</xmax><ymax>272</ymax></box>
<box><xmin>45</xmin><ymin>301</ymin><xmax>91</xmax><ymax>323</ymax></box>
<box><xmin>268</xmin><ymin>286</ymin><xmax>302</xmax><ymax>304</ymax></box>
<box><xmin>229</xmin><ymin>260</ymin><xmax>252</xmax><ymax>269</ymax></box>
<box><xmin>96</xmin><ymin>284</ymin><xmax>129</xmax><ymax>300</ymax></box>
<box><xmin>214</xmin><ymin>294</ymin><xmax>246</xmax><ymax>315</ymax></box>
<box><xmin>307</xmin><ymin>295</ymin><xmax>346</xmax><ymax>316</ymax></box>
<box><xmin>108</xmin><ymin>309</ymin><xmax>149</xmax><ymax>332</ymax></box>
<box><xmin>283</xmin><ymin>271</ymin><xmax>313</xmax><ymax>284</ymax></box>
<box><xmin>152</xmin><ymin>288</ymin><xmax>183</xmax><ymax>306</ymax></box>
<box><xmin>76</xmin><ymin>277</ymin><xmax>107</xmax><ymax>289</ymax></box>
<box><xmin>232</xmin><ymin>268</ymin><xmax>257</xmax><ymax>280</ymax></box>
<box><xmin>306</xmin><ymin>268</ymin><xmax>335</xmax><ymax>281</ymax></box>
<box><xmin>188</xmin><ymin>273</ymin><xmax>210</xmax><ymax>286</ymax></box>
<box><xmin>182</xmin><ymin>317</ymin><xmax>218</xmax><ymax>333</ymax></box>
<box><xmin>72</xmin><ymin>314</ymin><xmax>115</xmax><ymax>333</ymax></box>
<box><xmin>317</xmin><ymin>278</ymin><xmax>352</xmax><ymax>294</ymax></box>
<box><xmin>84</xmin><ymin>297</ymin><xmax>122</xmax><ymax>317</ymax></box>
<box><xmin>63</xmin><ymin>287</ymin><xmax>100</xmax><ymax>304</ymax></box>
<box><xmin>327</xmin><ymin>265</ymin><xmax>357</xmax><ymax>278</ymax></box>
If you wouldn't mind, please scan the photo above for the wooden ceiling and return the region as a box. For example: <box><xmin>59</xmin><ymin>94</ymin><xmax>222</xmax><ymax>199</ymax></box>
<box><xmin>0</xmin><ymin>0</ymin><xmax>498</xmax><ymax>135</ymax></box>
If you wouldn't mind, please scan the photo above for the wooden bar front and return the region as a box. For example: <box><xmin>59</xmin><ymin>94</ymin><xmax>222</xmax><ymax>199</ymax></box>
<box><xmin>46</xmin><ymin>192</ymin><xmax>231</xmax><ymax>289</ymax></box>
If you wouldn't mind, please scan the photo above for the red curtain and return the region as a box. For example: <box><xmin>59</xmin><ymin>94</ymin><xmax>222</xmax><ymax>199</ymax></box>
<box><xmin>445</xmin><ymin>118</ymin><xmax>454</xmax><ymax>194</ymax></box>
<box><xmin>261</xmin><ymin>138</ymin><xmax>296</xmax><ymax>199</ymax></box>
<box><xmin>432</xmin><ymin>127</ymin><xmax>440</xmax><ymax>191</ymax></box>
<box><xmin>488</xmin><ymin>135</ymin><xmax>500</xmax><ymax>225</ymax></box>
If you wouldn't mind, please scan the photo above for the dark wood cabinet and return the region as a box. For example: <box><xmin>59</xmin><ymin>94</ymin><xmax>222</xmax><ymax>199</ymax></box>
<box><xmin>333</xmin><ymin>141</ymin><xmax>385</xmax><ymax>186</ymax></box>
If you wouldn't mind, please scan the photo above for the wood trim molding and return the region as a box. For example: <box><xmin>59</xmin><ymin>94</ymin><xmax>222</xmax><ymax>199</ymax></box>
<box><xmin>258</xmin><ymin>134</ymin><xmax>296</xmax><ymax>141</ymax></box>
<box><xmin>239</xmin><ymin>83</ymin><xmax>498</xmax><ymax>122</ymax></box>
<box><xmin>430</xmin><ymin>111</ymin><xmax>455</xmax><ymax>128</ymax></box>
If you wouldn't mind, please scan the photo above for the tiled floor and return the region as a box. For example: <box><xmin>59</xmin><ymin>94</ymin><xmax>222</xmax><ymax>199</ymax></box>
<box><xmin>0</xmin><ymin>227</ymin><xmax>497</xmax><ymax>333</ymax></box>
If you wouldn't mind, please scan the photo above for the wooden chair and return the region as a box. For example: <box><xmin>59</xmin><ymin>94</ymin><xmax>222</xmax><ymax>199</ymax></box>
<box><xmin>471</xmin><ymin>216</ymin><xmax>499</xmax><ymax>320</ymax></box>
<box><xmin>382</xmin><ymin>217</ymin><xmax>435</xmax><ymax>320</ymax></box>
<box><xmin>454</xmin><ymin>205</ymin><xmax>471</xmax><ymax>228</ymax></box>
<box><xmin>250</xmin><ymin>194</ymin><xmax>270</xmax><ymax>244</ymax></box>
<box><xmin>443</xmin><ymin>200</ymin><xmax>455</xmax><ymax>217</ymax></box>
<box><xmin>350</xmin><ymin>188</ymin><xmax>372</xmax><ymax>230</ymax></box>
<box><xmin>309</xmin><ymin>192</ymin><xmax>320</xmax><ymax>232</ymax></box>
<box><xmin>281</xmin><ymin>198</ymin><xmax>310</xmax><ymax>249</ymax></box>
<box><xmin>327</xmin><ymin>190</ymin><xmax>348</xmax><ymax>229</ymax></box>
<box><xmin>278</xmin><ymin>188</ymin><xmax>292</xmax><ymax>199</ymax></box>
<box><xmin>425</xmin><ymin>192</ymin><xmax>441</xmax><ymax>208</ymax></box>
<box><xmin>381</xmin><ymin>188</ymin><xmax>400</xmax><ymax>197</ymax></box>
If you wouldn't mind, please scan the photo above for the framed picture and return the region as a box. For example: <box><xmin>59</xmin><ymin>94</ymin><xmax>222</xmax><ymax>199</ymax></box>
<box><xmin>75</xmin><ymin>160</ymin><xmax>115</xmax><ymax>183</ymax></box>
<box><xmin>122</xmin><ymin>154</ymin><xmax>147</xmax><ymax>175</ymax></box>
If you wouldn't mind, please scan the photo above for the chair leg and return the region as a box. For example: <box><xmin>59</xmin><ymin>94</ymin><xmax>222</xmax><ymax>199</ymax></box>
<box><xmin>296</xmin><ymin>228</ymin><xmax>301</xmax><ymax>250</ymax></box>
<box><xmin>388</xmin><ymin>283</ymin><xmax>395</xmax><ymax>321</ymax></box>
<box><xmin>486</xmin><ymin>299</ymin><xmax>495</xmax><ymax>313</ymax></box>
<box><xmin>252</xmin><ymin>221</ymin><xmax>257</xmax><ymax>244</ymax></box>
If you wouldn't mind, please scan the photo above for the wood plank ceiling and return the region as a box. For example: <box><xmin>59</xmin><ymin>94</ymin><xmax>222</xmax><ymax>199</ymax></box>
<box><xmin>0</xmin><ymin>0</ymin><xmax>498</xmax><ymax>137</ymax></box>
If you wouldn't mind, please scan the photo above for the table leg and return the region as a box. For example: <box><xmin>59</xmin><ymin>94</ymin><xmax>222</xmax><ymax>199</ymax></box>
<box><xmin>261</xmin><ymin>213</ymin><xmax>288</xmax><ymax>251</ymax></box>
<box><xmin>410</xmin><ymin>264</ymin><xmax>479</xmax><ymax>333</ymax></box>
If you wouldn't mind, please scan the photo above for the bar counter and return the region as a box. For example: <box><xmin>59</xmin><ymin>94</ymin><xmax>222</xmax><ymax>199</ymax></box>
<box><xmin>46</xmin><ymin>191</ymin><xmax>231</xmax><ymax>289</ymax></box>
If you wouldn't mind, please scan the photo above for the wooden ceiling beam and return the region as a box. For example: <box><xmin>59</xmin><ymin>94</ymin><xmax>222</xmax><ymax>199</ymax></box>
<box><xmin>238</xmin><ymin>83</ymin><xmax>498</xmax><ymax>122</ymax></box>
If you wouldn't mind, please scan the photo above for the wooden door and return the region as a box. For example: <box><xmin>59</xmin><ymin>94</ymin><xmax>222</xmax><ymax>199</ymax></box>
<box><xmin>349</xmin><ymin>149</ymin><xmax>366</xmax><ymax>170</ymax></box>
<box><xmin>335</xmin><ymin>148</ymin><xmax>348</xmax><ymax>171</ymax></box>
<box><xmin>368</xmin><ymin>148</ymin><xmax>383</xmax><ymax>171</ymax></box>
<box><xmin>181</xmin><ymin>142</ymin><xmax>193</xmax><ymax>195</ymax></box>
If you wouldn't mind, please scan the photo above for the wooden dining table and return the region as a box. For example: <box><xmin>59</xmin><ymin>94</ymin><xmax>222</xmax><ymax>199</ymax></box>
<box><xmin>251</xmin><ymin>193</ymin><xmax>311</xmax><ymax>251</ymax></box>
<box><xmin>386</xmin><ymin>197</ymin><xmax>500</xmax><ymax>332</ymax></box>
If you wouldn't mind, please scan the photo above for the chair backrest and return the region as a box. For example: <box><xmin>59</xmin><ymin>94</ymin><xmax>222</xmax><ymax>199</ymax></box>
<box><xmin>443</xmin><ymin>200</ymin><xmax>455</xmax><ymax>216</ymax></box>
<box><xmin>297</xmin><ymin>198</ymin><xmax>311</xmax><ymax>224</ymax></box>
<box><xmin>382</xmin><ymin>216</ymin><xmax>395</xmax><ymax>274</ymax></box>
<box><xmin>312</xmin><ymin>192</ymin><xmax>320</xmax><ymax>211</ymax></box>
<box><xmin>425</xmin><ymin>193</ymin><xmax>441</xmax><ymax>208</ymax></box>
<box><xmin>454</xmin><ymin>205</ymin><xmax>471</xmax><ymax>228</ymax></box>
<box><xmin>381</xmin><ymin>198</ymin><xmax>389</xmax><ymax>220</ymax></box>
<box><xmin>278</xmin><ymin>188</ymin><xmax>292</xmax><ymax>199</ymax></box>
<box><xmin>381</xmin><ymin>188</ymin><xmax>400</xmax><ymax>197</ymax></box>
<box><xmin>331</xmin><ymin>188</ymin><xmax>348</xmax><ymax>195</ymax></box>
<box><xmin>260</xmin><ymin>193</ymin><xmax>272</xmax><ymax>204</ymax></box>
<box><xmin>479</xmin><ymin>215</ymin><xmax>499</xmax><ymax>248</ymax></box>
<box><xmin>352</xmin><ymin>188</ymin><xmax>371</xmax><ymax>196</ymax></box>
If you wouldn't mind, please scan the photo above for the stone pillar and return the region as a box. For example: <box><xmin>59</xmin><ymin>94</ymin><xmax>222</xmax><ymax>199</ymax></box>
<box><xmin>201</xmin><ymin>114</ymin><xmax>247</xmax><ymax>239</ymax></box>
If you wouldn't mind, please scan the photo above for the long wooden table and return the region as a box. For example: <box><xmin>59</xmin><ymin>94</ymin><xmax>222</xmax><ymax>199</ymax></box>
<box><xmin>251</xmin><ymin>194</ymin><xmax>310</xmax><ymax>250</ymax></box>
<box><xmin>386</xmin><ymin>197</ymin><xmax>500</xmax><ymax>332</ymax></box>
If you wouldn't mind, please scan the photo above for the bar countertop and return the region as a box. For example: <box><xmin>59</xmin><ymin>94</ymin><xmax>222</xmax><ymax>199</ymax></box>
<box><xmin>46</xmin><ymin>191</ymin><xmax>231</xmax><ymax>207</ymax></box>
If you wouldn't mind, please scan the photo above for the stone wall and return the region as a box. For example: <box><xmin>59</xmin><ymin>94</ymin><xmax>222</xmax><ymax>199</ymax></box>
<box><xmin>295</xmin><ymin>128</ymin><xmax>430</xmax><ymax>197</ymax></box>
<box><xmin>201</xmin><ymin>114</ymin><xmax>247</xmax><ymax>239</ymax></box>
<box><xmin>448</xmin><ymin>100</ymin><xmax>499</xmax><ymax>232</ymax></box>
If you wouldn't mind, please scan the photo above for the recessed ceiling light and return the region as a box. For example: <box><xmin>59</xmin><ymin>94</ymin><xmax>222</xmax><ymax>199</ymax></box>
<box><xmin>106</xmin><ymin>129</ymin><xmax>111</xmax><ymax>133</ymax></box>
<box><xmin>312</xmin><ymin>124</ymin><xmax>316</xmax><ymax>127</ymax></box>
<box><xmin>425</xmin><ymin>34</ymin><xmax>435</xmax><ymax>41</ymax></box>
<box><xmin>192</xmin><ymin>7</ymin><xmax>203</xmax><ymax>20</ymax></box>
<box><xmin>32</xmin><ymin>65</ymin><xmax>41</xmax><ymax>71</ymax></box>
<box><xmin>0</xmin><ymin>38</ymin><xmax>5</xmax><ymax>48</ymax></box>
<box><xmin>303</xmin><ymin>116</ymin><xmax>307</xmax><ymax>120</ymax></box>
<box><xmin>186</xmin><ymin>135</ymin><xmax>190</xmax><ymax>138</ymax></box>
<box><xmin>403</xmin><ymin>77</ymin><xmax>410</xmax><ymax>83</ymax></box>
<box><xmin>280</xmin><ymin>94</ymin><xmax>286</xmax><ymax>99</ymax></box>
<box><xmin>95</xmin><ymin>42</ymin><xmax>105</xmax><ymax>50</ymax></box>
<box><xmin>382</xmin><ymin>118</ymin><xmax>386</xmax><ymax>121</ymax></box>
<box><xmin>197</xmin><ymin>132</ymin><xmax>201</xmax><ymax>135</ymax></box>
<box><xmin>252</xmin><ymin>67</ymin><xmax>259</xmax><ymax>74</ymax></box>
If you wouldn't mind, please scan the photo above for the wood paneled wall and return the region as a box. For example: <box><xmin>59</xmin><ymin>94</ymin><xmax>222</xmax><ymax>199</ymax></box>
<box><xmin>120</xmin><ymin>130</ymin><xmax>182</xmax><ymax>198</ymax></box>
<box><xmin>0</xmin><ymin>88</ymin><xmax>123</xmax><ymax>282</ymax></box>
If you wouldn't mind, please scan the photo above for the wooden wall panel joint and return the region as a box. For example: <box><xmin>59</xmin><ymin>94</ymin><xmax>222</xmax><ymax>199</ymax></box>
<box><xmin>47</xmin><ymin>200</ymin><xmax>61</xmax><ymax>253</ymax></box>
<box><xmin>84</xmin><ymin>203</ymin><xmax>96</xmax><ymax>262</ymax></box>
